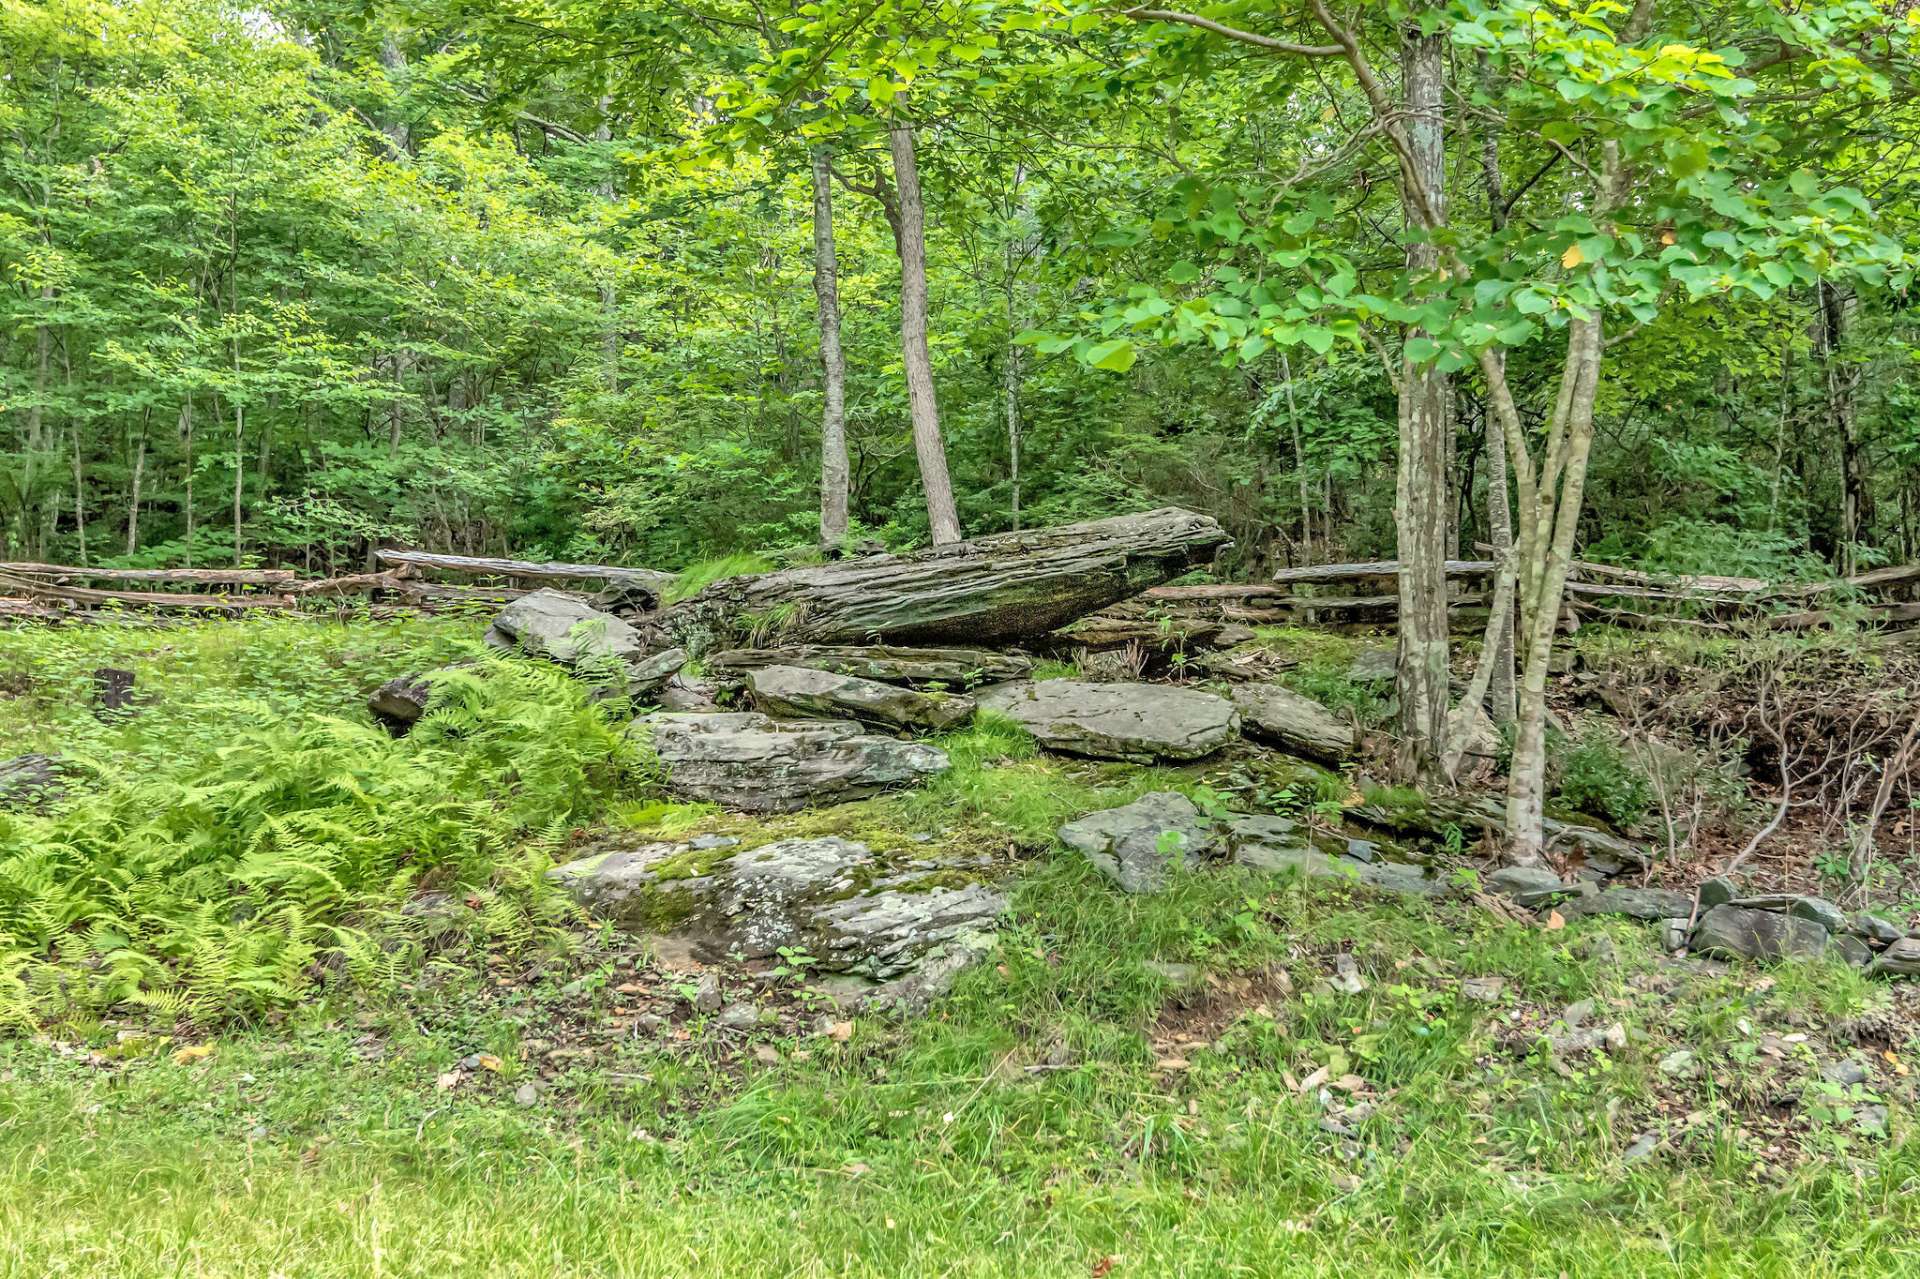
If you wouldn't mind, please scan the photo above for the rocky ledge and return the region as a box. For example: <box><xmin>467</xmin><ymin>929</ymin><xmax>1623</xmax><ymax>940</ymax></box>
<box><xmin>549</xmin><ymin>834</ymin><xmax>1005</xmax><ymax>1011</ymax></box>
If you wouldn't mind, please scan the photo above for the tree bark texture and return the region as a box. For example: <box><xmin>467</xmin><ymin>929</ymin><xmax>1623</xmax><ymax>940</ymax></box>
<box><xmin>812</xmin><ymin>147</ymin><xmax>850</xmax><ymax>549</ymax></box>
<box><xmin>886</xmin><ymin>125</ymin><xmax>963</xmax><ymax>546</ymax></box>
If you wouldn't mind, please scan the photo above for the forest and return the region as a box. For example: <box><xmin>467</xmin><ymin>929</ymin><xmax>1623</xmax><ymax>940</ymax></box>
<box><xmin>4</xmin><ymin>0</ymin><xmax>1920</xmax><ymax>1275</ymax></box>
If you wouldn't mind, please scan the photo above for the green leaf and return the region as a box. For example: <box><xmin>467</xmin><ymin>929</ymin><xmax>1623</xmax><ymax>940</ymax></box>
<box><xmin>1083</xmin><ymin>338</ymin><xmax>1136</xmax><ymax>372</ymax></box>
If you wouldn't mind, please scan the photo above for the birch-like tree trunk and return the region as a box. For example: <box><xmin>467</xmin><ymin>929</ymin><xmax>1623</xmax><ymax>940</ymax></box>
<box><xmin>812</xmin><ymin>147</ymin><xmax>850</xmax><ymax>549</ymax></box>
<box><xmin>887</xmin><ymin>124</ymin><xmax>963</xmax><ymax>546</ymax></box>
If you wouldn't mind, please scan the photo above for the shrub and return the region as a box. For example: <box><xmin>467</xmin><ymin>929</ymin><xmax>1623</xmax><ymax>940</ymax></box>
<box><xmin>1555</xmin><ymin>728</ymin><xmax>1653</xmax><ymax>830</ymax></box>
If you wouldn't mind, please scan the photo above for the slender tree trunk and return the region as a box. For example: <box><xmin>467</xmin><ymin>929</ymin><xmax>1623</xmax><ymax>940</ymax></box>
<box><xmin>20</xmin><ymin>292</ymin><xmax>53</xmax><ymax>556</ymax></box>
<box><xmin>127</xmin><ymin>426</ymin><xmax>146</xmax><ymax>556</ymax></box>
<box><xmin>181</xmin><ymin>395</ymin><xmax>195</xmax><ymax>568</ymax></box>
<box><xmin>1281</xmin><ymin>352</ymin><xmax>1315</xmax><ymax>564</ymax></box>
<box><xmin>69</xmin><ymin>425</ymin><xmax>87</xmax><ymax>566</ymax></box>
<box><xmin>886</xmin><ymin>124</ymin><xmax>963</xmax><ymax>546</ymax></box>
<box><xmin>596</xmin><ymin>102</ymin><xmax>621</xmax><ymax>393</ymax></box>
<box><xmin>1392</xmin><ymin>16</ymin><xmax>1452</xmax><ymax>781</ymax></box>
<box><xmin>1819</xmin><ymin>282</ymin><xmax>1865</xmax><ymax>573</ymax></box>
<box><xmin>812</xmin><ymin>147</ymin><xmax>850</xmax><ymax>549</ymax></box>
<box><xmin>231</xmin><ymin>395</ymin><xmax>244</xmax><ymax>567</ymax></box>
<box><xmin>1481</xmin><ymin>360</ymin><xmax>1516</xmax><ymax>725</ymax></box>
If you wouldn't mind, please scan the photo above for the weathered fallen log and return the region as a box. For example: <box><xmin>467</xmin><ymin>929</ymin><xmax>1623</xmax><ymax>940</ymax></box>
<box><xmin>0</xmin><ymin>576</ymin><xmax>292</xmax><ymax>611</ymax></box>
<box><xmin>0</xmin><ymin>562</ymin><xmax>297</xmax><ymax>586</ymax></box>
<box><xmin>652</xmin><ymin>508</ymin><xmax>1231</xmax><ymax>649</ymax></box>
<box><xmin>375</xmin><ymin>549</ymin><xmax>676</xmax><ymax>602</ymax></box>
<box><xmin>1270</xmin><ymin>559</ymin><xmax>1496</xmax><ymax>585</ymax></box>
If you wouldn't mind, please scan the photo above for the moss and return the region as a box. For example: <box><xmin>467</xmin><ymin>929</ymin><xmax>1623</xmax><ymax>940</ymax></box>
<box><xmin>1359</xmin><ymin>783</ymin><xmax>1430</xmax><ymax>824</ymax></box>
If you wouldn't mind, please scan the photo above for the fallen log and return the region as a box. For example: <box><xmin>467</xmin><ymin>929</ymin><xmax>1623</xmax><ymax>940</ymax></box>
<box><xmin>0</xmin><ymin>576</ymin><xmax>292</xmax><ymax>611</ymax></box>
<box><xmin>706</xmin><ymin>645</ymin><xmax>1032</xmax><ymax>685</ymax></box>
<box><xmin>374</xmin><ymin>549</ymin><xmax>676</xmax><ymax>602</ymax></box>
<box><xmin>0</xmin><ymin>562</ymin><xmax>296</xmax><ymax>586</ymax></box>
<box><xmin>651</xmin><ymin>508</ymin><xmax>1231</xmax><ymax>649</ymax></box>
<box><xmin>1270</xmin><ymin>559</ymin><xmax>1495</xmax><ymax>585</ymax></box>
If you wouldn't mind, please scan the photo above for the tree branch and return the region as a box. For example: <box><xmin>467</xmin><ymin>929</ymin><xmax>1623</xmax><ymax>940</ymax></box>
<box><xmin>1118</xmin><ymin>7</ymin><xmax>1342</xmax><ymax>56</ymax></box>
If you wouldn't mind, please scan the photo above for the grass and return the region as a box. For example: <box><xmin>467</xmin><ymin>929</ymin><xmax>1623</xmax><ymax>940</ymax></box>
<box><xmin>3</xmin><ymin>616</ymin><xmax>1918</xmax><ymax>1275</ymax></box>
<box><xmin>0</xmin><ymin>854</ymin><xmax>1912</xmax><ymax>1275</ymax></box>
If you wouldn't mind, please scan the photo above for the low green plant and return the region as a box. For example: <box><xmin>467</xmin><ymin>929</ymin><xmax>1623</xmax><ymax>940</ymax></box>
<box><xmin>0</xmin><ymin>656</ymin><xmax>655</xmax><ymax>1026</ymax></box>
<box><xmin>1555</xmin><ymin>728</ymin><xmax>1654</xmax><ymax>829</ymax></box>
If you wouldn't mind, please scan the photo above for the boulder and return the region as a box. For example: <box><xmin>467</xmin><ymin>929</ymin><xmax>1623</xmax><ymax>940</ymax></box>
<box><xmin>1487</xmin><ymin>865</ymin><xmax>1571</xmax><ymax>907</ymax></box>
<box><xmin>637</xmin><ymin>711</ymin><xmax>949</xmax><ymax>812</ymax></box>
<box><xmin>1560</xmin><ymin>886</ymin><xmax>1695</xmax><ymax>922</ymax></box>
<box><xmin>1229</xmin><ymin>683</ymin><xmax>1356</xmax><ymax>763</ymax></box>
<box><xmin>486</xmin><ymin>588</ymin><xmax>650</xmax><ymax>669</ymax></box>
<box><xmin>368</xmin><ymin>673</ymin><xmax>432</xmax><ymax>730</ymax></box>
<box><xmin>977</xmin><ymin>680</ymin><xmax>1239</xmax><ymax>763</ymax></box>
<box><xmin>1871</xmin><ymin>937</ymin><xmax>1920</xmax><ymax>977</ymax></box>
<box><xmin>1696</xmin><ymin>876</ymin><xmax>1738</xmax><ymax>911</ymax></box>
<box><xmin>708</xmin><ymin>645</ymin><xmax>1031</xmax><ymax>687</ymax></box>
<box><xmin>1056</xmin><ymin>791</ymin><xmax>1221</xmax><ymax>893</ymax></box>
<box><xmin>1691</xmin><ymin>904</ymin><xmax>1830</xmax><ymax>963</ymax></box>
<box><xmin>550</xmin><ymin>835</ymin><xmax>1004</xmax><ymax>988</ymax></box>
<box><xmin>748</xmin><ymin>664</ymin><xmax>975</xmax><ymax>733</ymax></box>
<box><xmin>1347</xmin><ymin>646</ymin><xmax>1396</xmax><ymax>682</ymax></box>
<box><xmin>0</xmin><ymin>754</ymin><xmax>63</xmax><ymax>811</ymax></box>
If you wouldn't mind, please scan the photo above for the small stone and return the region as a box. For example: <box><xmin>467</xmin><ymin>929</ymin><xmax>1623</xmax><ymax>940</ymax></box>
<box><xmin>1461</xmin><ymin>976</ymin><xmax>1505</xmax><ymax>1004</ymax></box>
<box><xmin>1330</xmin><ymin>953</ymin><xmax>1367</xmax><ymax>995</ymax></box>
<box><xmin>1577</xmin><ymin>935</ymin><xmax>1619</xmax><ymax>964</ymax></box>
<box><xmin>1057</xmin><ymin>792</ymin><xmax>1220</xmax><ymax>894</ymax></box>
<box><xmin>1822</xmin><ymin>1059</ymin><xmax>1870</xmax><ymax>1087</ymax></box>
<box><xmin>1789</xmin><ymin>896</ymin><xmax>1849</xmax><ymax>934</ymax></box>
<box><xmin>1661</xmin><ymin>917</ymin><xmax>1692</xmax><ymax>952</ymax></box>
<box><xmin>716</xmin><ymin>1004</ymin><xmax>759</xmax><ymax>1031</ymax></box>
<box><xmin>1622</xmin><ymin>1131</ymin><xmax>1660</xmax><ymax>1163</ymax></box>
<box><xmin>1657</xmin><ymin>1049</ymin><xmax>1696</xmax><ymax>1077</ymax></box>
<box><xmin>514</xmin><ymin>1083</ymin><xmax>540</xmax><ymax>1107</ymax></box>
<box><xmin>1870</xmin><ymin>937</ymin><xmax>1920</xmax><ymax>977</ymax></box>
<box><xmin>1851</xmin><ymin>913</ymin><xmax>1904</xmax><ymax>946</ymax></box>
<box><xmin>1560</xmin><ymin>999</ymin><xmax>1596</xmax><ymax>1028</ymax></box>
<box><xmin>1855</xmin><ymin>1103</ymin><xmax>1890</xmax><ymax>1135</ymax></box>
<box><xmin>692</xmin><ymin>972</ymin><xmax>723</xmax><ymax>1014</ymax></box>
<box><xmin>634</xmin><ymin>1014</ymin><xmax>669</xmax><ymax>1035</ymax></box>
<box><xmin>689</xmin><ymin>834</ymin><xmax>739</xmax><ymax>850</ymax></box>
<box><xmin>752</xmin><ymin>1044</ymin><xmax>781</xmax><ymax>1065</ymax></box>
<box><xmin>1695</xmin><ymin>877</ymin><xmax>1737</xmax><ymax>911</ymax></box>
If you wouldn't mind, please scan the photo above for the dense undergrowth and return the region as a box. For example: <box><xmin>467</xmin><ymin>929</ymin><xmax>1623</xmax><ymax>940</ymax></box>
<box><xmin>0</xmin><ymin>617</ymin><xmax>649</xmax><ymax>1026</ymax></box>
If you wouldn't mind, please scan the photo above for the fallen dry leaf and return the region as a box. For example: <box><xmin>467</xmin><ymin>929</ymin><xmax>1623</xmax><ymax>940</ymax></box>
<box><xmin>1091</xmin><ymin>1256</ymin><xmax>1119</xmax><ymax>1278</ymax></box>
<box><xmin>171</xmin><ymin>1043</ymin><xmax>214</xmax><ymax>1065</ymax></box>
<box><xmin>1543</xmin><ymin>910</ymin><xmax>1566</xmax><ymax>932</ymax></box>
<box><xmin>476</xmin><ymin>1054</ymin><xmax>505</xmax><ymax>1073</ymax></box>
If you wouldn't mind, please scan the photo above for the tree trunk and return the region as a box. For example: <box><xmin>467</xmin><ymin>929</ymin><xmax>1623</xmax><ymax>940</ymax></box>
<box><xmin>181</xmin><ymin>395</ymin><xmax>195</xmax><ymax>568</ymax></box>
<box><xmin>127</xmin><ymin>427</ymin><xmax>145</xmax><ymax>556</ymax></box>
<box><xmin>596</xmin><ymin>102</ymin><xmax>621</xmax><ymax>393</ymax></box>
<box><xmin>1281</xmin><ymin>352</ymin><xmax>1315</xmax><ymax>564</ymax></box>
<box><xmin>1392</xmin><ymin>16</ymin><xmax>1452</xmax><ymax>781</ymax></box>
<box><xmin>69</xmin><ymin>425</ymin><xmax>87</xmax><ymax>566</ymax></box>
<box><xmin>886</xmin><ymin>124</ymin><xmax>963</xmax><ymax>546</ymax></box>
<box><xmin>1819</xmin><ymin>282</ymin><xmax>1866</xmax><ymax>573</ymax></box>
<box><xmin>658</xmin><ymin>506</ymin><xmax>1229</xmax><ymax>649</ymax></box>
<box><xmin>812</xmin><ymin>147</ymin><xmax>850</xmax><ymax>549</ymax></box>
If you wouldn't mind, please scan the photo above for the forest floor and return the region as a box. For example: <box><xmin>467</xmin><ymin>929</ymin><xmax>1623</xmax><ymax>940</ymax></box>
<box><xmin>1</xmin><ymin>615</ymin><xmax>1917</xmax><ymax>1277</ymax></box>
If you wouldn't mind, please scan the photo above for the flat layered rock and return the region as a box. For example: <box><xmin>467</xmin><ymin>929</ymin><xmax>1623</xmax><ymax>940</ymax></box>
<box><xmin>1056</xmin><ymin>791</ymin><xmax>1221</xmax><ymax>893</ymax></box>
<box><xmin>549</xmin><ymin>835</ymin><xmax>1005</xmax><ymax>991</ymax></box>
<box><xmin>1227</xmin><ymin>814</ymin><xmax>1446</xmax><ymax>896</ymax></box>
<box><xmin>1691</xmin><ymin>904</ymin><xmax>1830</xmax><ymax>963</ymax></box>
<box><xmin>978</xmin><ymin>680</ymin><xmax>1239</xmax><ymax>763</ymax></box>
<box><xmin>368</xmin><ymin>673</ymin><xmax>433</xmax><ymax>730</ymax></box>
<box><xmin>709</xmin><ymin>645</ymin><xmax>1031</xmax><ymax>686</ymax></box>
<box><xmin>748</xmin><ymin>664</ymin><xmax>975</xmax><ymax>732</ymax></box>
<box><xmin>0</xmin><ymin>754</ymin><xmax>64</xmax><ymax>811</ymax></box>
<box><xmin>637</xmin><ymin>711</ymin><xmax>949</xmax><ymax>812</ymax></box>
<box><xmin>1229</xmin><ymin>682</ymin><xmax>1356</xmax><ymax>763</ymax></box>
<box><xmin>1561</xmin><ymin>886</ymin><xmax>1694</xmax><ymax>922</ymax></box>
